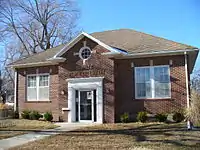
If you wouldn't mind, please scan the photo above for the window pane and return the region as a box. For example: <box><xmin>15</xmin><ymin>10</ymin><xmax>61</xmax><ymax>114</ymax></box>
<box><xmin>154</xmin><ymin>67</ymin><xmax>169</xmax><ymax>83</ymax></box>
<box><xmin>136</xmin><ymin>68</ymin><xmax>150</xmax><ymax>83</ymax></box>
<box><xmin>39</xmin><ymin>75</ymin><xmax>49</xmax><ymax>86</ymax></box>
<box><xmin>135</xmin><ymin>67</ymin><xmax>151</xmax><ymax>98</ymax></box>
<box><xmin>27</xmin><ymin>88</ymin><xmax>37</xmax><ymax>100</ymax></box>
<box><xmin>155</xmin><ymin>83</ymin><xmax>170</xmax><ymax>98</ymax></box>
<box><xmin>28</xmin><ymin>76</ymin><xmax>36</xmax><ymax>87</ymax></box>
<box><xmin>154</xmin><ymin>66</ymin><xmax>170</xmax><ymax>98</ymax></box>
<box><xmin>136</xmin><ymin>83</ymin><xmax>151</xmax><ymax>98</ymax></box>
<box><xmin>39</xmin><ymin>87</ymin><xmax>49</xmax><ymax>100</ymax></box>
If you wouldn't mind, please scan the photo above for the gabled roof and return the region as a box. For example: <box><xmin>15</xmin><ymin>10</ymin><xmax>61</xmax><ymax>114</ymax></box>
<box><xmin>9</xmin><ymin>44</ymin><xmax>65</xmax><ymax>66</ymax></box>
<box><xmin>91</xmin><ymin>29</ymin><xmax>197</xmax><ymax>54</ymax></box>
<box><xmin>8</xmin><ymin>28</ymin><xmax>198</xmax><ymax>68</ymax></box>
<box><xmin>53</xmin><ymin>32</ymin><xmax>123</xmax><ymax>58</ymax></box>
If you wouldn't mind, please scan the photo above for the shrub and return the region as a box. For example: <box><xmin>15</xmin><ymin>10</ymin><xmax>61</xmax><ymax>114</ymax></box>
<box><xmin>21</xmin><ymin>110</ymin><xmax>31</xmax><ymax>119</ymax></box>
<box><xmin>155</xmin><ymin>113</ymin><xmax>168</xmax><ymax>122</ymax></box>
<box><xmin>185</xmin><ymin>91</ymin><xmax>200</xmax><ymax>125</ymax></box>
<box><xmin>173</xmin><ymin>112</ymin><xmax>185</xmax><ymax>123</ymax></box>
<box><xmin>137</xmin><ymin>111</ymin><xmax>147</xmax><ymax>123</ymax></box>
<box><xmin>44</xmin><ymin>112</ymin><xmax>53</xmax><ymax>121</ymax></box>
<box><xmin>120</xmin><ymin>112</ymin><xmax>129</xmax><ymax>123</ymax></box>
<box><xmin>29</xmin><ymin>111</ymin><xmax>42</xmax><ymax>120</ymax></box>
<box><xmin>0</xmin><ymin>103</ymin><xmax>8</xmax><ymax>109</ymax></box>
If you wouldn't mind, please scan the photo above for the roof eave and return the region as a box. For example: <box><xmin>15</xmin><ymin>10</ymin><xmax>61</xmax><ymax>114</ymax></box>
<box><xmin>46</xmin><ymin>57</ymin><xmax>66</xmax><ymax>62</ymax></box>
<box><xmin>103</xmin><ymin>49</ymin><xmax>199</xmax><ymax>58</ymax></box>
<box><xmin>8</xmin><ymin>61</ymin><xmax>59</xmax><ymax>69</ymax></box>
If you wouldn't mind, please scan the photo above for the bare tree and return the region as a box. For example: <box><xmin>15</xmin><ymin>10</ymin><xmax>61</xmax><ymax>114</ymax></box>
<box><xmin>0</xmin><ymin>0</ymin><xmax>80</xmax><ymax>54</ymax></box>
<box><xmin>191</xmin><ymin>70</ymin><xmax>200</xmax><ymax>93</ymax></box>
<box><xmin>0</xmin><ymin>0</ymin><xmax>80</xmax><ymax>94</ymax></box>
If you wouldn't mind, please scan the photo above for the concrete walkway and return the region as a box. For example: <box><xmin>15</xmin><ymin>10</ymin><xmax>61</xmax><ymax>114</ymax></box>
<box><xmin>0</xmin><ymin>123</ymin><xmax>94</xmax><ymax>150</ymax></box>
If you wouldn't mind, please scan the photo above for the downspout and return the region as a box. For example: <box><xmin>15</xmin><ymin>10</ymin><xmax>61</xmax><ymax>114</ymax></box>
<box><xmin>184</xmin><ymin>52</ymin><xmax>192</xmax><ymax>129</ymax></box>
<box><xmin>14</xmin><ymin>69</ymin><xmax>18</xmax><ymax>112</ymax></box>
<box><xmin>184</xmin><ymin>52</ymin><xmax>190</xmax><ymax>108</ymax></box>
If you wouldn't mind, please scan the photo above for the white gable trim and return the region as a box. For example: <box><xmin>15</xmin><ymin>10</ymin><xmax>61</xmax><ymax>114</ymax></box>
<box><xmin>53</xmin><ymin>32</ymin><xmax>120</xmax><ymax>58</ymax></box>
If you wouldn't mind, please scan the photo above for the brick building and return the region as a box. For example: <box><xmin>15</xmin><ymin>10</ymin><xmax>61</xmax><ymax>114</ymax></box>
<box><xmin>9</xmin><ymin>29</ymin><xmax>199</xmax><ymax>123</ymax></box>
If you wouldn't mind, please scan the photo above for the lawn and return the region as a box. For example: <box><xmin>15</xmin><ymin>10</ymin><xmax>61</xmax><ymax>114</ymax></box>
<box><xmin>0</xmin><ymin>119</ymin><xmax>57</xmax><ymax>140</ymax></box>
<box><xmin>10</xmin><ymin>122</ymin><xmax>200</xmax><ymax>150</ymax></box>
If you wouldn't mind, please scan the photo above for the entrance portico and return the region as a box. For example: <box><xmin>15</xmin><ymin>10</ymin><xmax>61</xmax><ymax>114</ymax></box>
<box><xmin>67</xmin><ymin>77</ymin><xmax>103</xmax><ymax>123</ymax></box>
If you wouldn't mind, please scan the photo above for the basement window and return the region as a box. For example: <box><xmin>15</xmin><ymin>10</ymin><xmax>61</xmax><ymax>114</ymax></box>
<box><xmin>134</xmin><ymin>65</ymin><xmax>171</xmax><ymax>99</ymax></box>
<box><xmin>27</xmin><ymin>74</ymin><xmax>49</xmax><ymax>101</ymax></box>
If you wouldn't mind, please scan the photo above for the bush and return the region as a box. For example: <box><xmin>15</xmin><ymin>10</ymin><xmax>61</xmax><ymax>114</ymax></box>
<box><xmin>21</xmin><ymin>110</ymin><xmax>31</xmax><ymax>119</ymax></box>
<box><xmin>29</xmin><ymin>111</ymin><xmax>42</xmax><ymax>120</ymax></box>
<box><xmin>173</xmin><ymin>112</ymin><xmax>185</xmax><ymax>123</ymax></box>
<box><xmin>155</xmin><ymin>113</ymin><xmax>168</xmax><ymax>122</ymax></box>
<box><xmin>137</xmin><ymin>111</ymin><xmax>147</xmax><ymax>123</ymax></box>
<box><xmin>185</xmin><ymin>91</ymin><xmax>200</xmax><ymax>125</ymax></box>
<box><xmin>0</xmin><ymin>103</ymin><xmax>9</xmax><ymax>109</ymax></box>
<box><xmin>44</xmin><ymin>112</ymin><xmax>53</xmax><ymax>121</ymax></box>
<box><xmin>120</xmin><ymin>112</ymin><xmax>129</xmax><ymax>123</ymax></box>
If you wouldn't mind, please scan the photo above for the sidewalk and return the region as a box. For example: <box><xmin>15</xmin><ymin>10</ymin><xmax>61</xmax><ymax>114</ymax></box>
<box><xmin>0</xmin><ymin>123</ymin><xmax>93</xmax><ymax>150</ymax></box>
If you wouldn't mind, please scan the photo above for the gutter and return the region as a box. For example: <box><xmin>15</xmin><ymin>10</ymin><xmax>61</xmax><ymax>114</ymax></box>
<box><xmin>8</xmin><ymin>57</ymin><xmax>66</xmax><ymax>69</ymax></box>
<box><xmin>102</xmin><ymin>49</ymin><xmax>199</xmax><ymax>58</ymax></box>
<box><xmin>8</xmin><ymin>61</ymin><xmax>59</xmax><ymax>69</ymax></box>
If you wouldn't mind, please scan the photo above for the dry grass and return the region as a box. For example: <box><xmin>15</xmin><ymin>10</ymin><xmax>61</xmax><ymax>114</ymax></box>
<box><xmin>10</xmin><ymin>122</ymin><xmax>200</xmax><ymax>150</ymax></box>
<box><xmin>0</xmin><ymin>119</ymin><xmax>57</xmax><ymax>130</ymax></box>
<box><xmin>0</xmin><ymin>119</ymin><xmax>58</xmax><ymax>139</ymax></box>
<box><xmin>0</xmin><ymin>131</ymin><xmax>24</xmax><ymax>140</ymax></box>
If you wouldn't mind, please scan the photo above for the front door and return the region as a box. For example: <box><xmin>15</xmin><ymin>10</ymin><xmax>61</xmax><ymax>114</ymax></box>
<box><xmin>79</xmin><ymin>90</ymin><xmax>93</xmax><ymax>122</ymax></box>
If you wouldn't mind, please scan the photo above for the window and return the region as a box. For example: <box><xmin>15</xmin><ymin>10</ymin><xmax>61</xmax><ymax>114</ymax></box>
<box><xmin>135</xmin><ymin>65</ymin><xmax>170</xmax><ymax>99</ymax></box>
<box><xmin>27</xmin><ymin>74</ymin><xmax>49</xmax><ymax>101</ymax></box>
<box><xmin>79</xmin><ymin>46</ymin><xmax>92</xmax><ymax>60</ymax></box>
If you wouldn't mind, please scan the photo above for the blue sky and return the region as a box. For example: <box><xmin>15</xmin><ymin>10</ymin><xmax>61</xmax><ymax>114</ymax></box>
<box><xmin>0</xmin><ymin>0</ymin><xmax>199</xmax><ymax>73</ymax></box>
<box><xmin>78</xmin><ymin>0</ymin><xmax>200</xmax><ymax>73</ymax></box>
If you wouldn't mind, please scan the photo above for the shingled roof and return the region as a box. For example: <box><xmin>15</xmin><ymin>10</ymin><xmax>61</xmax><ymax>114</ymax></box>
<box><xmin>9</xmin><ymin>29</ymin><xmax>198</xmax><ymax>66</ymax></box>
<box><xmin>91</xmin><ymin>29</ymin><xmax>197</xmax><ymax>54</ymax></box>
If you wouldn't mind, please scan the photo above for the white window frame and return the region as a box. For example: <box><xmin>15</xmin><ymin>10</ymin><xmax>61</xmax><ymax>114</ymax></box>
<box><xmin>27</xmin><ymin>73</ymin><xmax>50</xmax><ymax>101</ymax></box>
<box><xmin>134</xmin><ymin>65</ymin><xmax>171</xmax><ymax>99</ymax></box>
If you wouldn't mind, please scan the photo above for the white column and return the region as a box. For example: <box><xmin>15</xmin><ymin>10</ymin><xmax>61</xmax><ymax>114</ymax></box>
<box><xmin>14</xmin><ymin>70</ymin><xmax>17</xmax><ymax>112</ymax></box>
<box><xmin>68</xmin><ymin>86</ymin><xmax>76</xmax><ymax>122</ymax></box>
<box><xmin>97</xmin><ymin>84</ymin><xmax>103</xmax><ymax>123</ymax></box>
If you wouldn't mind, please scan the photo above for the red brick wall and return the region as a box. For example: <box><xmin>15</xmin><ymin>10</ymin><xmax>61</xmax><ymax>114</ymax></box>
<box><xmin>58</xmin><ymin>37</ymin><xmax>115</xmax><ymax>123</ymax></box>
<box><xmin>16</xmin><ymin>40</ymin><xmax>188</xmax><ymax>123</ymax></box>
<box><xmin>114</xmin><ymin>55</ymin><xmax>187</xmax><ymax>121</ymax></box>
<box><xmin>17</xmin><ymin>37</ymin><xmax>115</xmax><ymax>123</ymax></box>
<box><xmin>17</xmin><ymin>66</ymin><xmax>60</xmax><ymax>121</ymax></box>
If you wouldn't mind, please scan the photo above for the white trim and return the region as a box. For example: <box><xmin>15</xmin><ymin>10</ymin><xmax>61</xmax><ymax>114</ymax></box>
<box><xmin>104</xmin><ymin>49</ymin><xmax>199</xmax><ymax>58</ymax></box>
<box><xmin>46</xmin><ymin>57</ymin><xmax>66</xmax><ymax>62</ymax></box>
<box><xmin>134</xmin><ymin>65</ymin><xmax>171</xmax><ymax>99</ymax></box>
<box><xmin>79</xmin><ymin>46</ymin><xmax>92</xmax><ymax>60</ymax></box>
<box><xmin>66</xmin><ymin>77</ymin><xmax>104</xmax><ymax>82</ymax></box>
<box><xmin>14</xmin><ymin>70</ymin><xmax>17</xmax><ymax>112</ymax></box>
<box><xmin>62</xmin><ymin>108</ymin><xmax>70</xmax><ymax>111</ymax></box>
<box><xmin>8</xmin><ymin>61</ymin><xmax>60</xmax><ymax>69</ymax></box>
<box><xmin>67</xmin><ymin>77</ymin><xmax>104</xmax><ymax>123</ymax></box>
<box><xmin>184</xmin><ymin>52</ymin><xmax>190</xmax><ymax>108</ymax></box>
<box><xmin>54</xmin><ymin>32</ymin><xmax>120</xmax><ymax>58</ymax></box>
<box><xmin>26</xmin><ymin>73</ymin><xmax>50</xmax><ymax>101</ymax></box>
<box><xmin>78</xmin><ymin>90</ymin><xmax>94</xmax><ymax>122</ymax></box>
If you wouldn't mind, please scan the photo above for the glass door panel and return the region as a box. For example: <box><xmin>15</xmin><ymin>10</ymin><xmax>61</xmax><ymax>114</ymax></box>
<box><xmin>79</xmin><ymin>91</ymin><xmax>92</xmax><ymax>121</ymax></box>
